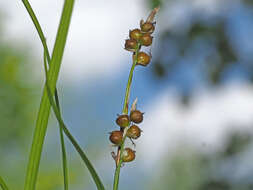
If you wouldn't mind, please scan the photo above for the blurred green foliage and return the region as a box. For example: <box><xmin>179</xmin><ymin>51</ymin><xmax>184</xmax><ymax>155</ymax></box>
<box><xmin>222</xmin><ymin>131</ymin><xmax>252</xmax><ymax>157</ymax></box>
<box><xmin>0</xmin><ymin>15</ymin><xmax>39</xmax><ymax>189</ymax></box>
<box><xmin>0</xmin><ymin>44</ymin><xmax>37</xmax><ymax>146</ymax></box>
<box><xmin>152</xmin><ymin>20</ymin><xmax>239</xmax><ymax>83</ymax></box>
<box><xmin>243</xmin><ymin>0</ymin><xmax>253</xmax><ymax>6</ymax></box>
<box><xmin>0</xmin><ymin>21</ymin><xmax>83</xmax><ymax>190</ymax></box>
<box><xmin>148</xmin><ymin>130</ymin><xmax>253</xmax><ymax>190</ymax></box>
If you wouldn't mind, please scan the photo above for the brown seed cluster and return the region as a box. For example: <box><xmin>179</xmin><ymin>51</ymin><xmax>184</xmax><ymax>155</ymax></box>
<box><xmin>124</xmin><ymin>15</ymin><xmax>157</xmax><ymax>67</ymax></box>
<box><xmin>109</xmin><ymin>109</ymin><xmax>144</xmax><ymax>163</ymax></box>
<box><xmin>109</xmin><ymin>7</ymin><xmax>159</xmax><ymax>165</ymax></box>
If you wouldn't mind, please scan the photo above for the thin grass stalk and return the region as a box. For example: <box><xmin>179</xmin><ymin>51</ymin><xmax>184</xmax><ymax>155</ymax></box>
<box><xmin>21</xmin><ymin>1</ymin><xmax>69</xmax><ymax>189</ymax></box>
<box><xmin>55</xmin><ymin>91</ymin><xmax>69</xmax><ymax>190</ymax></box>
<box><xmin>43</xmin><ymin>52</ymin><xmax>105</xmax><ymax>190</ymax></box>
<box><xmin>23</xmin><ymin>1</ymin><xmax>75</xmax><ymax>189</ymax></box>
<box><xmin>23</xmin><ymin>1</ymin><xmax>105</xmax><ymax>189</ymax></box>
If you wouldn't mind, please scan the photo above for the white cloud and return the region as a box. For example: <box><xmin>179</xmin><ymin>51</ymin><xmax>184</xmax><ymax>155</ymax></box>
<box><xmin>138</xmin><ymin>83</ymin><xmax>253</xmax><ymax>169</ymax></box>
<box><xmin>1</xmin><ymin>0</ymin><xmax>145</xmax><ymax>81</ymax></box>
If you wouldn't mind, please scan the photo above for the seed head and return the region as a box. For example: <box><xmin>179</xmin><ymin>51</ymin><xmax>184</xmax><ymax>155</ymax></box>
<box><xmin>140</xmin><ymin>21</ymin><xmax>155</xmax><ymax>34</ymax></box>
<box><xmin>109</xmin><ymin>131</ymin><xmax>123</xmax><ymax>145</ymax></box>
<box><xmin>130</xmin><ymin>110</ymin><xmax>144</xmax><ymax>123</ymax></box>
<box><xmin>129</xmin><ymin>29</ymin><xmax>142</xmax><ymax>41</ymax></box>
<box><xmin>122</xmin><ymin>148</ymin><xmax>136</xmax><ymax>162</ymax></box>
<box><xmin>140</xmin><ymin>33</ymin><xmax>153</xmax><ymax>46</ymax></box>
<box><xmin>136</xmin><ymin>52</ymin><xmax>151</xmax><ymax>67</ymax></box>
<box><xmin>116</xmin><ymin>114</ymin><xmax>130</xmax><ymax>127</ymax></box>
<box><xmin>127</xmin><ymin>125</ymin><xmax>141</xmax><ymax>139</ymax></box>
<box><xmin>125</xmin><ymin>39</ymin><xmax>138</xmax><ymax>52</ymax></box>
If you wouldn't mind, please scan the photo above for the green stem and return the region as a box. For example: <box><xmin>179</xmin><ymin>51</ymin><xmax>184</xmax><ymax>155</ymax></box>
<box><xmin>47</xmin><ymin>88</ymin><xmax>105</xmax><ymax>190</ymax></box>
<box><xmin>122</xmin><ymin>56</ymin><xmax>137</xmax><ymax>114</ymax></box>
<box><xmin>55</xmin><ymin>91</ymin><xmax>69</xmax><ymax>190</ymax></box>
<box><xmin>113</xmin><ymin>44</ymin><xmax>140</xmax><ymax>190</ymax></box>
<box><xmin>22</xmin><ymin>0</ymin><xmax>51</xmax><ymax>62</ymax></box>
<box><xmin>43</xmin><ymin>54</ymin><xmax>105</xmax><ymax>190</ymax></box>
<box><xmin>22</xmin><ymin>1</ymin><xmax>69</xmax><ymax>189</ymax></box>
<box><xmin>23</xmin><ymin>1</ymin><xmax>105</xmax><ymax>189</ymax></box>
<box><xmin>0</xmin><ymin>176</ymin><xmax>9</xmax><ymax>190</ymax></box>
<box><xmin>23</xmin><ymin>0</ymin><xmax>75</xmax><ymax>189</ymax></box>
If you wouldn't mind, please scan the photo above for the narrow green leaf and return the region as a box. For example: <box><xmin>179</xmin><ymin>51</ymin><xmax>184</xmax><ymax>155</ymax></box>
<box><xmin>0</xmin><ymin>176</ymin><xmax>9</xmax><ymax>190</ymax></box>
<box><xmin>59</xmin><ymin>127</ymin><xmax>68</xmax><ymax>190</ymax></box>
<box><xmin>23</xmin><ymin>1</ymin><xmax>75</xmax><ymax>189</ymax></box>
<box><xmin>56</xmin><ymin>92</ymin><xmax>69</xmax><ymax>190</ymax></box>
<box><xmin>22</xmin><ymin>1</ymin><xmax>69</xmax><ymax>189</ymax></box>
<box><xmin>23</xmin><ymin>1</ymin><xmax>105</xmax><ymax>189</ymax></box>
<box><xmin>44</xmin><ymin>52</ymin><xmax>69</xmax><ymax>190</ymax></box>
<box><xmin>22</xmin><ymin>0</ymin><xmax>50</xmax><ymax>62</ymax></box>
<box><xmin>43</xmin><ymin>52</ymin><xmax>105</xmax><ymax>190</ymax></box>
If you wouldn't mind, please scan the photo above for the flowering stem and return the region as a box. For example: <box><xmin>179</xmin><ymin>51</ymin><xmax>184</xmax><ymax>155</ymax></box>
<box><xmin>122</xmin><ymin>50</ymin><xmax>139</xmax><ymax>114</ymax></box>
<box><xmin>113</xmin><ymin>44</ymin><xmax>140</xmax><ymax>190</ymax></box>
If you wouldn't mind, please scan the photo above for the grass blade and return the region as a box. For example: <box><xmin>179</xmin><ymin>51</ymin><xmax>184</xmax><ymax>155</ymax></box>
<box><xmin>23</xmin><ymin>1</ymin><xmax>75</xmax><ymax>189</ymax></box>
<box><xmin>22</xmin><ymin>1</ymin><xmax>69</xmax><ymax>189</ymax></box>
<box><xmin>23</xmin><ymin>0</ymin><xmax>105</xmax><ymax>189</ymax></box>
<box><xmin>0</xmin><ymin>176</ymin><xmax>9</xmax><ymax>190</ymax></box>
<box><xmin>55</xmin><ymin>91</ymin><xmax>69</xmax><ymax>190</ymax></box>
<box><xmin>22</xmin><ymin>0</ymin><xmax>50</xmax><ymax>62</ymax></box>
<box><xmin>43</xmin><ymin>52</ymin><xmax>105</xmax><ymax>190</ymax></box>
<box><xmin>60</xmin><ymin>128</ymin><xmax>68</xmax><ymax>190</ymax></box>
<box><xmin>46</xmin><ymin>81</ymin><xmax>106</xmax><ymax>190</ymax></box>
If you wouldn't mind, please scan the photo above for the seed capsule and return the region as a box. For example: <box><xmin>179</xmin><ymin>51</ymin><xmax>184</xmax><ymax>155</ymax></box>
<box><xmin>140</xmin><ymin>33</ymin><xmax>153</xmax><ymax>46</ymax></box>
<box><xmin>129</xmin><ymin>29</ymin><xmax>142</xmax><ymax>41</ymax></box>
<box><xmin>116</xmin><ymin>114</ymin><xmax>130</xmax><ymax>127</ymax></box>
<box><xmin>109</xmin><ymin>131</ymin><xmax>123</xmax><ymax>145</ymax></box>
<box><xmin>140</xmin><ymin>21</ymin><xmax>155</xmax><ymax>34</ymax></box>
<box><xmin>125</xmin><ymin>39</ymin><xmax>138</xmax><ymax>52</ymax></box>
<box><xmin>130</xmin><ymin>110</ymin><xmax>144</xmax><ymax>123</ymax></box>
<box><xmin>136</xmin><ymin>52</ymin><xmax>151</xmax><ymax>66</ymax></box>
<box><xmin>127</xmin><ymin>125</ymin><xmax>141</xmax><ymax>139</ymax></box>
<box><xmin>122</xmin><ymin>148</ymin><xmax>136</xmax><ymax>162</ymax></box>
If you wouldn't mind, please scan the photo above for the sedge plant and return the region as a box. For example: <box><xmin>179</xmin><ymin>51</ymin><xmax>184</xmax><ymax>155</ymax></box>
<box><xmin>111</xmin><ymin>7</ymin><xmax>159</xmax><ymax>190</ymax></box>
<box><xmin>0</xmin><ymin>2</ymin><xmax>158</xmax><ymax>190</ymax></box>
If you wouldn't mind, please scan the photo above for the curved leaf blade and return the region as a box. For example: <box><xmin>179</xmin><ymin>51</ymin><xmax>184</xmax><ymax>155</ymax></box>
<box><xmin>43</xmin><ymin>52</ymin><xmax>105</xmax><ymax>190</ymax></box>
<box><xmin>0</xmin><ymin>176</ymin><xmax>9</xmax><ymax>190</ymax></box>
<box><xmin>23</xmin><ymin>0</ymin><xmax>75</xmax><ymax>189</ymax></box>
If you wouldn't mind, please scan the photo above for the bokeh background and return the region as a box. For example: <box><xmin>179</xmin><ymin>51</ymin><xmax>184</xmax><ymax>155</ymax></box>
<box><xmin>1</xmin><ymin>0</ymin><xmax>253</xmax><ymax>189</ymax></box>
